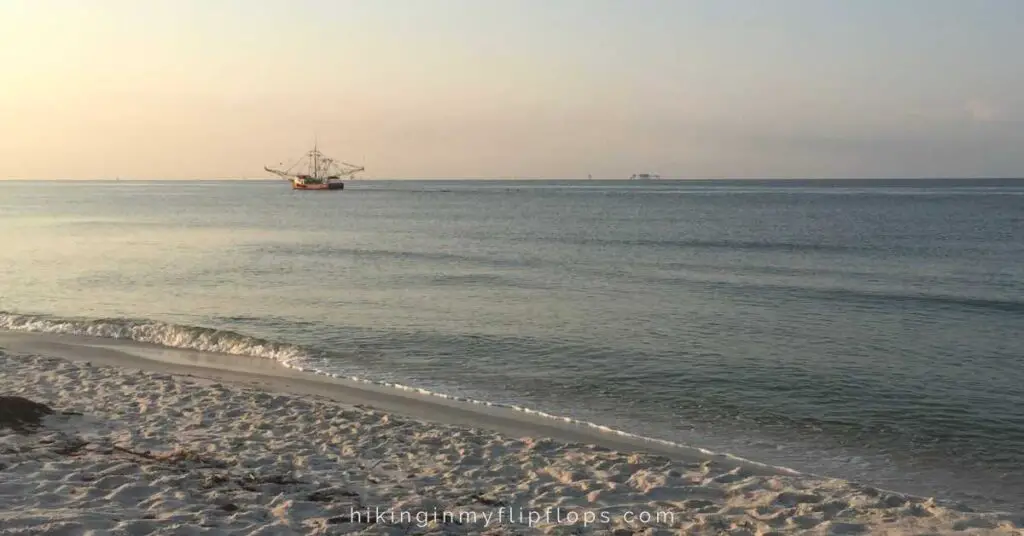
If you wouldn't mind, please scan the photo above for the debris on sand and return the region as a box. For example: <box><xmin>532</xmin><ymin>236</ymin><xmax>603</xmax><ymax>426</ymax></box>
<box><xmin>0</xmin><ymin>395</ymin><xmax>54</xmax><ymax>434</ymax></box>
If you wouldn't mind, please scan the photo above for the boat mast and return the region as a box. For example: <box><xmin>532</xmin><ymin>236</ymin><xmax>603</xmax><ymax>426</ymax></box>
<box><xmin>311</xmin><ymin>137</ymin><xmax>319</xmax><ymax>180</ymax></box>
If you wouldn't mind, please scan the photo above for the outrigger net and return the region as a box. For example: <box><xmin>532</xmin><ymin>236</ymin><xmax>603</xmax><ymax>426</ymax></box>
<box><xmin>265</xmin><ymin>146</ymin><xmax>364</xmax><ymax>183</ymax></box>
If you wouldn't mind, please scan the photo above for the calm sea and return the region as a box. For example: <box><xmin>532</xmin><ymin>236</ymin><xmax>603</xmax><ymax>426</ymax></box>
<box><xmin>1</xmin><ymin>178</ymin><xmax>1022</xmax><ymax>510</ymax></box>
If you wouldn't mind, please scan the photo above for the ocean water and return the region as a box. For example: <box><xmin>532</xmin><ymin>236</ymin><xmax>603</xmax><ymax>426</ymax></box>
<box><xmin>1</xmin><ymin>178</ymin><xmax>1022</xmax><ymax>510</ymax></box>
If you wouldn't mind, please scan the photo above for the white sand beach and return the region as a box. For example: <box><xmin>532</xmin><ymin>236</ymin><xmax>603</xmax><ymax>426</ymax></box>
<box><xmin>1</xmin><ymin>332</ymin><xmax>1021</xmax><ymax>535</ymax></box>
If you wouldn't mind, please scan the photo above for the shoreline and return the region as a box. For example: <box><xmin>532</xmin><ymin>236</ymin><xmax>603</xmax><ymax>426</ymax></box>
<box><xmin>2</xmin><ymin>333</ymin><xmax>1022</xmax><ymax>534</ymax></box>
<box><xmin>0</xmin><ymin>330</ymin><xmax>793</xmax><ymax>476</ymax></box>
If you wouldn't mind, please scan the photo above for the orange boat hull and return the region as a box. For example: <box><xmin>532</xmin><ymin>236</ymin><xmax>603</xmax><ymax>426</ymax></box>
<box><xmin>292</xmin><ymin>180</ymin><xmax>344</xmax><ymax>190</ymax></box>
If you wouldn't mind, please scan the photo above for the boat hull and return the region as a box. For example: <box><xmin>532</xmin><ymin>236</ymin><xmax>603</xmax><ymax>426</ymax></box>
<box><xmin>292</xmin><ymin>180</ymin><xmax>344</xmax><ymax>190</ymax></box>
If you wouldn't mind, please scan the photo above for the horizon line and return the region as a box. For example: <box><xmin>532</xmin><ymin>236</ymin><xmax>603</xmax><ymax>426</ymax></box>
<box><xmin>2</xmin><ymin>176</ymin><xmax>1023</xmax><ymax>182</ymax></box>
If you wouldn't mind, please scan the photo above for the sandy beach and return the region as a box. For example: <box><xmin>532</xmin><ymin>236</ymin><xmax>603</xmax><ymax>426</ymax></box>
<box><xmin>2</xmin><ymin>334</ymin><xmax>1022</xmax><ymax>535</ymax></box>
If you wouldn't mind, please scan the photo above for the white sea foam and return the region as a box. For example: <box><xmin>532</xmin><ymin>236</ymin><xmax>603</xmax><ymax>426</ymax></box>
<box><xmin>0</xmin><ymin>311</ymin><xmax>306</xmax><ymax>364</ymax></box>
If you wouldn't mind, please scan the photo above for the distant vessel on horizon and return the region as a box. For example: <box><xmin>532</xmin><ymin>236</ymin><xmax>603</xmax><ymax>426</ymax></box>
<box><xmin>630</xmin><ymin>173</ymin><xmax>661</xmax><ymax>180</ymax></box>
<box><xmin>264</xmin><ymin>142</ymin><xmax>364</xmax><ymax>191</ymax></box>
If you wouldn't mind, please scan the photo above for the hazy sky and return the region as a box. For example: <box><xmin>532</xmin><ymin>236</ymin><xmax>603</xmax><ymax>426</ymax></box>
<box><xmin>2</xmin><ymin>0</ymin><xmax>1022</xmax><ymax>179</ymax></box>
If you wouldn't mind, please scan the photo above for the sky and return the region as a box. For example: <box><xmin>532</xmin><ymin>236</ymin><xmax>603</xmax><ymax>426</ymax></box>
<box><xmin>1</xmin><ymin>0</ymin><xmax>1022</xmax><ymax>179</ymax></box>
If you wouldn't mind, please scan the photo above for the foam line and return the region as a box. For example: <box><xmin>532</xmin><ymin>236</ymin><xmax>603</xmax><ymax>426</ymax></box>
<box><xmin>0</xmin><ymin>310</ymin><xmax>802</xmax><ymax>475</ymax></box>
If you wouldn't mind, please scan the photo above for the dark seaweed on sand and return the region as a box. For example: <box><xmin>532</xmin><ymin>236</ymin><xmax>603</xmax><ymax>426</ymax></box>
<box><xmin>0</xmin><ymin>396</ymin><xmax>54</xmax><ymax>434</ymax></box>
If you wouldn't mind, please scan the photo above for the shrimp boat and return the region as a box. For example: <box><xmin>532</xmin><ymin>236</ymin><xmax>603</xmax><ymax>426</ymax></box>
<box><xmin>264</xmin><ymin>143</ymin><xmax>365</xmax><ymax>190</ymax></box>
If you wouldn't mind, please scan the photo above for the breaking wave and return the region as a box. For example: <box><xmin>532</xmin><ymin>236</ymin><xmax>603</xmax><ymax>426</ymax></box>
<box><xmin>0</xmin><ymin>311</ymin><xmax>309</xmax><ymax>365</ymax></box>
